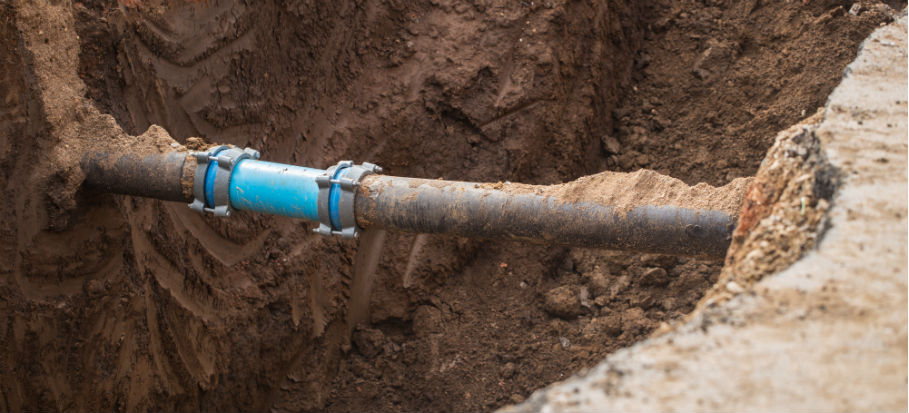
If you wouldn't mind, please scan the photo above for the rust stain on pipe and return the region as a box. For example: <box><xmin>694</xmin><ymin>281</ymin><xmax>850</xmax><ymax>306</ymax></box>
<box><xmin>81</xmin><ymin>151</ymin><xmax>195</xmax><ymax>203</ymax></box>
<box><xmin>355</xmin><ymin>175</ymin><xmax>739</xmax><ymax>258</ymax></box>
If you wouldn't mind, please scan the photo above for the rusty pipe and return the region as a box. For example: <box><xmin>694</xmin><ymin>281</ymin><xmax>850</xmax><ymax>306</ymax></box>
<box><xmin>81</xmin><ymin>150</ymin><xmax>195</xmax><ymax>203</ymax></box>
<box><xmin>355</xmin><ymin>175</ymin><xmax>736</xmax><ymax>258</ymax></box>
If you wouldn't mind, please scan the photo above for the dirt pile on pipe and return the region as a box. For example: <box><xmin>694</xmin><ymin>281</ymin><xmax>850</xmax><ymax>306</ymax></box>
<box><xmin>538</xmin><ymin>169</ymin><xmax>752</xmax><ymax>215</ymax></box>
<box><xmin>0</xmin><ymin>0</ymin><xmax>899</xmax><ymax>412</ymax></box>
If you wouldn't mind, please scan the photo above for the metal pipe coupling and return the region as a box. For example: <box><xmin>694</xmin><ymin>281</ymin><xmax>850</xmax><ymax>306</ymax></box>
<box><xmin>314</xmin><ymin>160</ymin><xmax>383</xmax><ymax>238</ymax></box>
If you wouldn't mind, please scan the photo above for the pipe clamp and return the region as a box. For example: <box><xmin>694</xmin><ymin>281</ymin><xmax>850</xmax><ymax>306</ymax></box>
<box><xmin>315</xmin><ymin>161</ymin><xmax>382</xmax><ymax>238</ymax></box>
<box><xmin>189</xmin><ymin>146</ymin><xmax>261</xmax><ymax>216</ymax></box>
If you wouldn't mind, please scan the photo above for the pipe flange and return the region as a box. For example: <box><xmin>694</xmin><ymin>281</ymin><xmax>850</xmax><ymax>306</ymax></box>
<box><xmin>188</xmin><ymin>146</ymin><xmax>261</xmax><ymax>217</ymax></box>
<box><xmin>315</xmin><ymin>161</ymin><xmax>383</xmax><ymax>238</ymax></box>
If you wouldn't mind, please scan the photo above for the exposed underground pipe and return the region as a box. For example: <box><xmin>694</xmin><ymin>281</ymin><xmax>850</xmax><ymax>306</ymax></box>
<box><xmin>354</xmin><ymin>176</ymin><xmax>734</xmax><ymax>257</ymax></box>
<box><xmin>81</xmin><ymin>150</ymin><xmax>195</xmax><ymax>203</ymax></box>
<box><xmin>81</xmin><ymin>145</ymin><xmax>740</xmax><ymax>258</ymax></box>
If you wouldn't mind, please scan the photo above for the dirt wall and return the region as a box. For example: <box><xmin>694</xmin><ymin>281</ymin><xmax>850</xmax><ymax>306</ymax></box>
<box><xmin>3</xmin><ymin>0</ymin><xmax>648</xmax><ymax>411</ymax></box>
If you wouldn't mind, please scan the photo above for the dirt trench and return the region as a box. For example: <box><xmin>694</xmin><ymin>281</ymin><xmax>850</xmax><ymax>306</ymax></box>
<box><xmin>0</xmin><ymin>0</ymin><xmax>900</xmax><ymax>412</ymax></box>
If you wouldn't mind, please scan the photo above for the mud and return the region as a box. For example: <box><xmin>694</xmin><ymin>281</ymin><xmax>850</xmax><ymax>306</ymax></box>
<box><xmin>0</xmin><ymin>0</ymin><xmax>898</xmax><ymax>412</ymax></box>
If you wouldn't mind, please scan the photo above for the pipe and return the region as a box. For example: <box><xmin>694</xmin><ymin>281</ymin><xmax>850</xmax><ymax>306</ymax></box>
<box><xmin>185</xmin><ymin>148</ymin><xmax>373</xmax><ymax>237</ymax></box>
<box><xmin>228</xmin><ymin>160</ymin><xmax>322</xmax><ymax>221</ymax></box>
<box><xmin>355</xmin><ymin>176</ymin><xmax>735</xmax><ymax>258</ymax></box>
<box><xmin>80</xmin><ymin>151</ymin><xmax>194</xmax><ymax>202</ymax></box>
<box><xmin>81</xmin><ymin>147</ymin><xmax>738</xmax><ymax>257</ymax></box>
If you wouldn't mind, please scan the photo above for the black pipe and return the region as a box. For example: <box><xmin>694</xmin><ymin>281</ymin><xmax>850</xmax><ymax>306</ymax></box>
<box><xmin>81</xmin><ymin>151</ymin><xmax>194</xmax><ymax>202</ymax></box>
<box><xmin>355</xmin><ymin>176</ymin><xmax>737</xmax><ymax>258</ymax></box>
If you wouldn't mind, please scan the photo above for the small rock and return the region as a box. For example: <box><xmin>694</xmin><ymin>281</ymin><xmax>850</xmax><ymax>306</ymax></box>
<box><xmin>726</xmin><ymin>281</ymin><xmax>745</xmax><ymax>294</ymax></box>
<box><xmin>640</xmin><ymin>267</ymin><xmax>669</xmax><ymax>285</ymax></box>
<box><xmin>83</xmin><ymin>279</ymin><xmax>104</xmax><ymax>297</ymax></box>
<box><xmin>594</xmin><ymin>295</ymin><xmax>610</xmax><ymax>307</ymax></box>
<box><xmin>352</xmin><ymin>326</ymin><xmax>385</xmax><ymax>358</ymax></box>
<box><xmin>510</xmin><ymin>394</ymin><xmax>525</xmax><ymax>404</ymax></box>
<box><xmin>848</xmin><ymin>3</ymin><xmax>862</xmax><ymax>16</ymax></box>
<box><xmin>601</xmin><ymin>135</ymin><xmax>622</xmax><ymax>154</ymax></box>
<box><xmin>579</xmin><ymin>286</ymin><xmax>591</xmax><ymax>308</ymax></box>
<box><xmin>502</xmin><ymin>362</ymin><xmax>516</xmax><ymax>378</ymax></box>
<box><xmin>558</xmin><ymin>336</ymin><xmax>571</xmax><ymax>348</ymax></box>
<box><xmin>543</xmin><ymin>286</ymin><xmax>583</xmax><ymax>318</ymax></box>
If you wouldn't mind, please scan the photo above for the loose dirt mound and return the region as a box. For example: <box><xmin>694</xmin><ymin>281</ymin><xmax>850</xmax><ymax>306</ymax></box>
<box><xmin>0</xmin><ymin>0</ymin><xmax>898</xmax><ymax>412</ymax></box>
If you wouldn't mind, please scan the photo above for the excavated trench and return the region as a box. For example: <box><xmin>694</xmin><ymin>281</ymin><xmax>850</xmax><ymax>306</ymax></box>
<box><xmin>0</xmin><ymin>0</ymin><xmax>901</xmax><ymax>412</ymax></box>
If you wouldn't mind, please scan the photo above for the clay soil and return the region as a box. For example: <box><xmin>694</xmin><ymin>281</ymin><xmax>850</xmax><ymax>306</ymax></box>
<box><xmin>0</xmin><ymin>0</ymin><xmax>900</xmax><ymax>412</ymax></box>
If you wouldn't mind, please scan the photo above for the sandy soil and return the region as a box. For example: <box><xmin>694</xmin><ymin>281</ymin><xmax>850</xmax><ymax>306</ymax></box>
<box><xmin>0</xmin><ymin>0</ymin><xmax>899</xmax><ymax>412</ymax></box>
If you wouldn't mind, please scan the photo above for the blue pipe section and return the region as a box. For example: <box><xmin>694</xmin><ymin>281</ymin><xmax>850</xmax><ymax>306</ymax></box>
<box><xmin>198</xmin><ymin>152</ymin><xmax>352</xmax><ymax>226</ymax></box>
<box><xmin>225</xmin><ymin>160</ymin><xmax>325</xmax><ymax>221</ymax></box>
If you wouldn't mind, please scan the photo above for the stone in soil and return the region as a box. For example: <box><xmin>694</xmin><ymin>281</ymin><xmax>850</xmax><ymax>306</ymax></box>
<box><xmin>543</xmin><ymin>286</ymin><xmax>583</xmax><ymax>319</ymax></box>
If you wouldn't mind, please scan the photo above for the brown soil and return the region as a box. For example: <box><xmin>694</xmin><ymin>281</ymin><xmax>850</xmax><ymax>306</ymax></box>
<box><xmin>608</xmin><ymin>0</ymin><xmax>904</xmax><ymax>187</ymax></box>
<box><xmin>536</xmin><ymin>170</ymin><xmax>752</xmax><ymax>215</ymax></box>
<box><xmin>0</xmin><ymin>0</ymin><xmax>899</xmax><ymax>412</ymax></box>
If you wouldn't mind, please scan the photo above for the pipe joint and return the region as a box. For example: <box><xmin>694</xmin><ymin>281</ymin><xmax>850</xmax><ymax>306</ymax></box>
<box><xmin>189</xmin><ymin>145</ymin><xmax>261</xmax><ymax>217</ymax></box>
<box><xmin>315</xmin><ymin>160</ymin><xmax>383</xmax><ymax>239</ymax></box>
